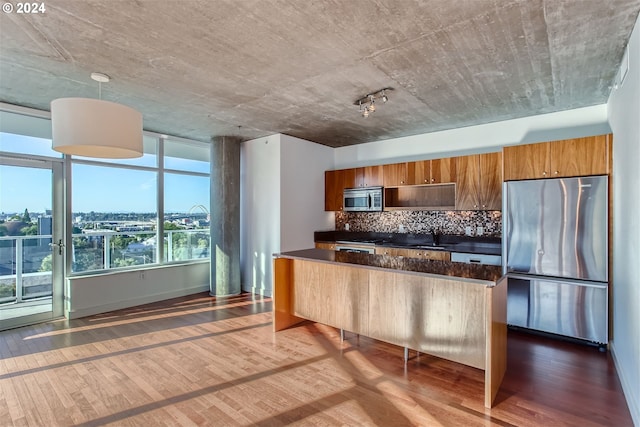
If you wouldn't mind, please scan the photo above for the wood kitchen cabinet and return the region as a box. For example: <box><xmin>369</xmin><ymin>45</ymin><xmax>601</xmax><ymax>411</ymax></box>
<box><xmin>324</xmin><ymin>168</ymin><xmax>356</xmax><ymax>211</ymax></box>
<box><xmin>375</xmin><ymin>246</ymin><xmax>451</xmax><ymax>261</ymax></box>
<box><xmin>324</xmin><ymin>165</ymin><xmax>382</xmax><ymax>210</ymax></box>
<box><xmin>315</xmin><ymin>242</ymin><xmax>336</xmax><ymax>250</ymax></box>
<box><xmin>384</xmin><ymin>184</ymin><xmax>456</xmax><ymax>210</ymax></box>
<box><xmin>355</xmin><ymin>165</ymin><xmax>383</xmax><ymax>187</ymax></box>
<box><xmin>375</xmin><ymin>247</ymin><xmax>408</xmax><ymax>256</ymax></box>
<box><xmin>503</xmin><ymin>134</ymin><xmax>610</xmax><ymax>181</ymax></box>
<box><xmin>383</xmin><ymin>163</ymin><xmax>408</xmax><ymax>186</ymax></box>
<box><xmin>456</xmin><ymin>152</ymin><xmax>502</xmax><ymax>210</ymax></box>
<box><xmin>412</xmin><ymin>249</ymin><xmax>451</xmax><ymax>261</ymax></box>
<box><xmin>408</xmin><ymin>158</ymin><xmax>457</xmax><ymax>185</ymax></box>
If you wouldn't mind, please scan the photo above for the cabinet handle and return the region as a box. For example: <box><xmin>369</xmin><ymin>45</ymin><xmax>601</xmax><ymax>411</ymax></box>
<box><xmin>424</xmin><ymin>179</ymin><xmax>428</xmax><ymax>183</ymax></box>
<box><xmin>400</xmin><ymin>180</ymin><xmax>404</xmax><ymax>184</ymax></box>
<box><xmin>482</xmin><ymin>205</ymin><xmax>486</xmax><ymax>208</ymax></box>
<box><xmin>474</xmin><ymin>204</ymin><xmax>478</xmax><ymax>208</ymax></box>
<box><xmin>554</xmin><ymin>171</ymin><xmax>559</xmax><ymax>175</ymax></box>
<box><xmin>542</xmin><ymin>171</ymin><xmax>547</xmax><ymax>176</ymax></box>
<box><xmin>431</xmin><ymin>178</ymin><xmax>435</xmax><ymax>182</ymax></box>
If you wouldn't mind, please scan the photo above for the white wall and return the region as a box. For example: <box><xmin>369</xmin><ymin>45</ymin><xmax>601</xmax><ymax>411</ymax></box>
<box><xmin>240</xmin><ymin>135</ymin><xmax>281</xmax><ymax>297</ymax></box>
<box><xmin>607</xmin><ymin>13</ymin><xmax>640</xmax><ymax>427</ymax></box>
<box><xmin>240</xmin><ymin>134</ymin><xmax>334</xmax><ymax>297</ymax></box>
<box><xmin>280</xmin><ymin>134</ymin><xmax>334</xmax><ymax>251</ymax></box>
<box><xmin>66</xmin><ymin>262</ymin><xmax>210</xmax><ymax>319</ymax></box>
<box><xmin>334</xmin><ymin>105</ymin><xmax>610</xmax><ymax>167</ymax></box>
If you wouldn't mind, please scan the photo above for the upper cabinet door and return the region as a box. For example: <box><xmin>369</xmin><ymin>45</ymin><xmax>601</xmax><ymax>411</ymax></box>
<box><xmin>479</xmin><ymin>152</ymin><xmax>502</xmax><ymax>210</ymax></box>
<box><xmin>503</xmin><ymin>143</ymin><xmax>550</xmax><ymax>180</ymax></box>
<box><xmin>431</xmin><ymin>157</ymin><xmax>457</xmax><ymax>183</ymax></box>
<box><xmin>356</xmin><ymin>165</ymin><xmax>383</xmax><ymax>187</ymax></box>
<box><xmin>324</xmin><ymin>168</ymin><xmax>356</xmax><ymax>211</ymax></box>
<box><xmin>455</xmin><ymin>155</ymin><xmax>481</xmax><ymax>210</ymax></box>
<box><xmin>342</xmin><ymin>168</ymin><xmax>357</xmax><ymax>189</ymax></box>
<box><xmin>503</xmin><ymin>134</ymin><xmax>611</xmax><ymax>181</ymax></box>
<box><xmin>383</xmin><ymin>163</ymin><xmax>408</xmax><ymax>186</ymax></box>
<box><xmin>325</xmin><ymin>170</ymin><xmax>342</xmax><ymax>211</ymax></box>
<box><xmin>407</xmin><ymin>160</ymin><xmax>430</xmax><ymax>185</ymax></box>
<box><xmin>456</xmin><ymin>153</ymin><xmax>502</xmax><ymax>210</ymax></box>
<box><xmin>550</xmin><ymin>135</ymin><xmax>610</xmax><ymax>178</ymax></box>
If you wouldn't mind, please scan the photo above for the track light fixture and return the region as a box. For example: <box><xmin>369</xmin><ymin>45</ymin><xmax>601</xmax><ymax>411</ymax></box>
<box><xmin>354</xmin><ymin>87</ymin><xmax>393</xmax><ymax>118</ymax></box>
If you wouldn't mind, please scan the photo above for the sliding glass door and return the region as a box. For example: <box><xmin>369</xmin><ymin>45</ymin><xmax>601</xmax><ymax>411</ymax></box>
<box><xmin>0</xmin><ymin>157</ymin><xmax>64</xmax><ymax>330</ymax></box>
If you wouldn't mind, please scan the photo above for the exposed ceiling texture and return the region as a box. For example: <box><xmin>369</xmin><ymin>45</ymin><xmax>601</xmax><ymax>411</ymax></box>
<box><xmin>1</xmin><ymin>0</ymin><xmax>639</xmax><ymax>147</ymax></box>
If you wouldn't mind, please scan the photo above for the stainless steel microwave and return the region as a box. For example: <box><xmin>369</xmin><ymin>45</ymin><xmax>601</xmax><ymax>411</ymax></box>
<box><xmin>343</xmin><ymin>187</ymin><xmax>383</xmax><ymax>212</ymax></box>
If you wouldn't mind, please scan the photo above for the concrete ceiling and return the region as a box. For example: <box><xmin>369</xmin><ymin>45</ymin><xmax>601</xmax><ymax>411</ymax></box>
<box><xmin>1</xmin><ymin>0</ymin><xmax>639</xmax><ymax>148</ymax></box>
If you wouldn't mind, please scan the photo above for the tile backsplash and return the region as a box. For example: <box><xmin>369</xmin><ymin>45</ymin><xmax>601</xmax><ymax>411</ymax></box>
<box><xmin>336</xmin><ymin>210</ymin><xmax>502</xmax><ymax>237</ymax></box>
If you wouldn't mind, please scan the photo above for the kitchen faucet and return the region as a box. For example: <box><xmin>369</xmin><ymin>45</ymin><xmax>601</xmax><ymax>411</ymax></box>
<box><xmin>430</xmin><ymin>228</ymin><xmax>440</xmax><ymax>246</ymax></box>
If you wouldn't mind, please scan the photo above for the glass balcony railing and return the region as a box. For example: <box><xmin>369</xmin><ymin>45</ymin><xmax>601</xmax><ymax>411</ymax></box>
<box><xmin>0</xmin><ymin>235</ymin><xmax>53</xmax><ymax>304</ymax></box>
<box><xmin>0</xmin><ymin>229</ymin><xmax>210</xmax><ymax>305</ymax></box>
<box><xmin>72</xmin><ymin>229</ymin><xmax>210</xmax><ymax>273</ymax></box>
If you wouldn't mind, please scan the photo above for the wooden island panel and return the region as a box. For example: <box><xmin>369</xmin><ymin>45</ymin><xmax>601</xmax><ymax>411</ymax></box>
<box><xmin>486</xmin><ymin>275</ymin><xmax>508</xmax><ymax>408</ymax></box>
<box><xmin>273</xmin><ymin>253</ymin><xmax>507</xmax><ymax>408</ymax></box>
<box><xmin>292</xmin><ymin>260</ymin><xmax>369</xmax><ymax>335</ymax></box>
<box><xmin>273</xmin><ymin>258</ymin><xmax>305</xmax><ymax>332</ymax></box>
<box><xmin>368</xmin><ymin>271</ymin><xmax>486</xmax><ymax>369</ymax></box>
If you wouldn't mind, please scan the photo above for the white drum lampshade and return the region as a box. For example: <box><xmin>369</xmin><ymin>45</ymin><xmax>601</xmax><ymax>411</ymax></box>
<box><xmin>51</xmin><ymin>97</ymin><xmax>143</xmax><ymax>158</ymax></box>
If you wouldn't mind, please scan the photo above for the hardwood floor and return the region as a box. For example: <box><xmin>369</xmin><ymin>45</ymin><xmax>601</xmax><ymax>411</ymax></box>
<box><xmin>0</xmin><ymin>292</ymin><xmax>633</xmax><ymax>426</ymax></box>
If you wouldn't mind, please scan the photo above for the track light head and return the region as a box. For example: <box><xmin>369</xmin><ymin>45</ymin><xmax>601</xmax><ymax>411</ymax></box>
<box><xmin>368</xmin><ymin>97</ymin><xmax>376</xmax><ymax>113</ymax></box>
<box><xmin>354</xmin><ymin>87</ymin><xmax>393</xmax><ymax>118</ymax></box>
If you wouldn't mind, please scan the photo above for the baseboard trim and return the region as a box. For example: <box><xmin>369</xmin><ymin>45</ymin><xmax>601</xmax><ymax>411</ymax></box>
<box><xmin>610</xmin><ymin>341</ymin><xmax>640</xmax><ymax>426</ymax></box>
<box><xmin>67</xmin><ymin>285</ymin><xmax>209</xmax><ymax>319</ymax></box>
<box><xmin>245</xmin><ymin>285</ymin><xmax>272</xmax><ymax>297</ymax></box>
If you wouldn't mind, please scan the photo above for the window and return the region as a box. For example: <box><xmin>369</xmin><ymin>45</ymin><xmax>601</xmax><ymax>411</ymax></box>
<box><xmin>1</xmin><ymin>107</ymin><xmax>211</xmax><ymax>276</ymax></box>
<box><xmin>163</xmin><ymin>138</ymin><xmax>210</xmax><ymax>262</ymax></box>
<box><xmin>0</xmin><ymin>111</ymin><xmax>59</xmax><ymax>158</ymax></box>
<box><xmin>71</xmin><ymin>163</ymin><xmax>158</xmax><ymax>273</ymax></box>
<box><xmin>70</xmin><ymin>136</ymin><xmax>210</xmax><ymax>274</ymax></box>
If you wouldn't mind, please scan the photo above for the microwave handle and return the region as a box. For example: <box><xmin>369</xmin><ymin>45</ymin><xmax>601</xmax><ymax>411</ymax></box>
<box><xmin>368</xmin><ymin>193</ymin><xmax>373</xmax><ymax>209</ymax></box>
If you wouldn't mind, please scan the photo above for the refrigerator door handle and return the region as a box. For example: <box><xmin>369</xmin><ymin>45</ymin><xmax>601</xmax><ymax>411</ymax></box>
<box><xmin>507</xmin><ymin>273</ymin><xmax>608</xmax><ymax>289</ymax></box>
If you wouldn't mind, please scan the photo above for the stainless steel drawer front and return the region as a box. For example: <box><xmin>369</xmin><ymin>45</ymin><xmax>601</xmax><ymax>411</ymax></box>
<box><xmin>507</xmin><ymin>277</ymin><xmax>608</xmax><ymax>344</ymax></box>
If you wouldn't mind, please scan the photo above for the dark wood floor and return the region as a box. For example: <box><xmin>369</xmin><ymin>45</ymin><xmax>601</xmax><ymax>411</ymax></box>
<box><xmin>0</xmin><ymin>292</ymin><xmax>633</xmax><ymax>426</ymax></box>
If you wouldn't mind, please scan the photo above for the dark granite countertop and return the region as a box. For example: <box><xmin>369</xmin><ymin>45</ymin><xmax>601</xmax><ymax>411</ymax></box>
<box><xmin>276</xmin><ymin>248</ymin><xmax>504</xmax><ymax>284</ymax></box>
<box><xmin>314</xmin><ymin>231</ymin><xmax>502</xmax><ymax>256</ymax></box>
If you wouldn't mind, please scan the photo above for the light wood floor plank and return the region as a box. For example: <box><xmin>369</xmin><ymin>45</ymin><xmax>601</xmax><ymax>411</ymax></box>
<box><xmin>0</xmin><ymin>292</ymin><xmax>633</xmax><ymax>426</ymax></box>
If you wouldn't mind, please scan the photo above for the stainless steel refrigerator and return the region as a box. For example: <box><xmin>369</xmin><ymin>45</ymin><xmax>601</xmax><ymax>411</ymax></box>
<box><xmin>503</xmin><ymin>175</ymin><xmax>608</xmax><ymax>345</ymax></box>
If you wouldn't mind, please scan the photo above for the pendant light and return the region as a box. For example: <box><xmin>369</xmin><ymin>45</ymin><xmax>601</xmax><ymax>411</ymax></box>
<box><xmin>51</xmin><ymin>72</ymin><xmax>143</xmax><ymax>158</ymax></box>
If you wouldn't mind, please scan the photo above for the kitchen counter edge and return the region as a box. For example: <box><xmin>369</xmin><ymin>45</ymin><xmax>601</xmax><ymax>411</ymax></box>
<box><xmin>274</xmin><ymin>248</ymin><xmax>503</xmax><ymax>285</ymax></box>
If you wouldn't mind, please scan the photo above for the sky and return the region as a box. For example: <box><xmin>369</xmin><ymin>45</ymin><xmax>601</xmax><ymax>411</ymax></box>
<box><xmin>0</xmin><ymin>133</ymin><xmax>209</xmax><ymax>214</ymax></box>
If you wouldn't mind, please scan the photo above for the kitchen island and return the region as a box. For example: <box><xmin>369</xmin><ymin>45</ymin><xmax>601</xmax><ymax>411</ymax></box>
<box><xmin>273</xmin><ymin>248</ymin><xmax>507</xmax><ymax>408</ymax></box>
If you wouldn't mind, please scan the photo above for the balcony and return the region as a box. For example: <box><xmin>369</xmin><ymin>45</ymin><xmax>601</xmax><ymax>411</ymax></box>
<box><xmin>0</xmin><ymin>229</ymin><xmax>210</xmax><ymax>315</ymax></box>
